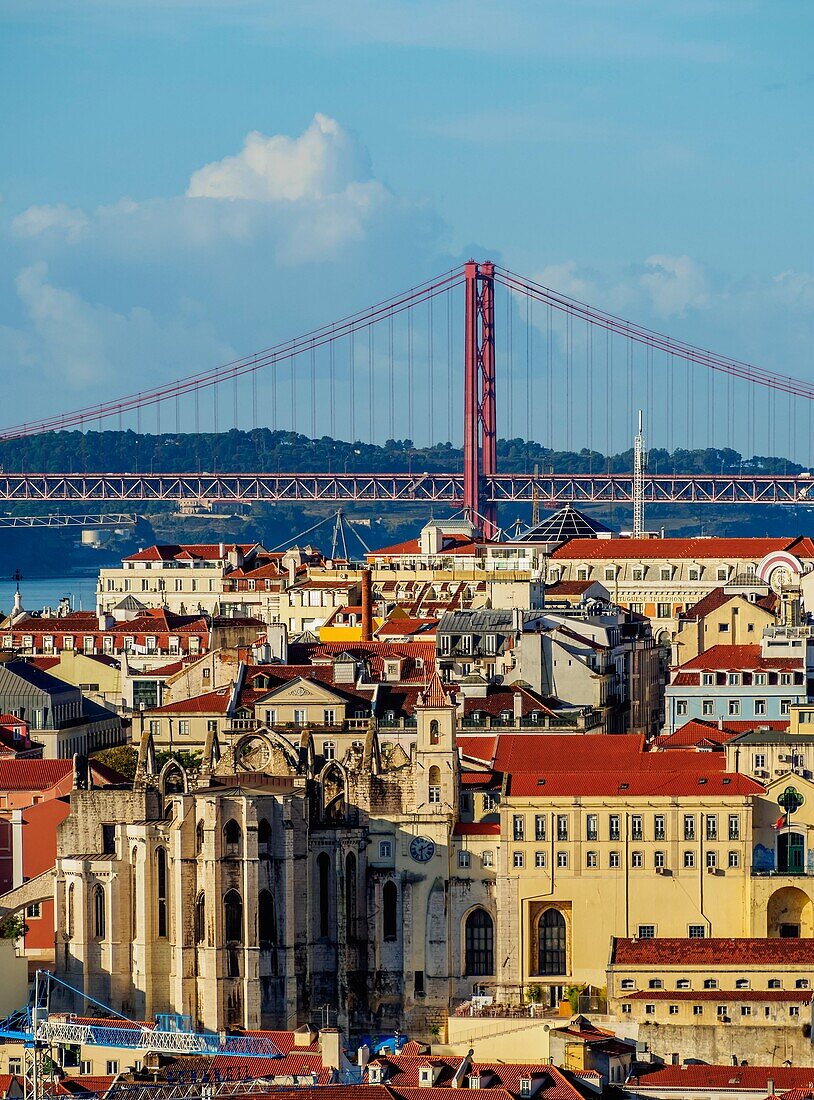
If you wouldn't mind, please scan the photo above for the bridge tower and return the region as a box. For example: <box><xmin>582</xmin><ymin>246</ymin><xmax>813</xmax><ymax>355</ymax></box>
<box><xmin>463</xmin><ymin>260</ymin><xmax>497</xmax><ymax>538</ymax></box>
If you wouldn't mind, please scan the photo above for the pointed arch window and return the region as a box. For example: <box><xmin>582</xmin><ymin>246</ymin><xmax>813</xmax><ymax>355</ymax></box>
<box><xmin>345</xmin><ymin>852</ymin><xmax>357</xmax><ymax>935</ymax></box>
<box><xmin>259</xmin><ymin>889</ymin><xmax>277</xmax><ymax>948</ymax></box>
<box><xmin>317</xmin><ymin>852</ymin><xmax>331</xmax><ymax>938</ymax></box>
<box><xmin>258</xmin><ymin>818</ymin><xmax>272</xmax><ymax>858</ymax></box>
<box><xmin>224</xmin><ymin>890</ymin><xmax>243</xmax><ymax>944</ymax></box>
<box><xmin>66</xmin><ymin>883</ymin><xmax>74</xmax><ymax>939</ymax></box>
<box><xmin>156</xmin><ymin>848</ymin><xmax>168</xmax><ymax>938</ymax></box>
<box><xmin>465</xmin><ymin>908</ymin><xmax>494</xmax><ymax>976</ymax></box>
<box><xmin>93</xmin><ymin>885</ymin><xmax>106</xmax><ymax>939</ymax></box>
<box><xmin>195</xmin><ymin>893</ymin><xmax>206</xmax><ymax>944</ymax></box>
<box><xmin>382</xmin><ymin>880</ymin><xmax>398</xmax><ymax>942</ymax></box>
<box><xmin>223</xmin><ymin>819</ymin><xmax>242</xmax><ymax>858</ymax></box>
<box><xmin>196</xmin><ymin>820</ymin><xmax>205</xmax><ymax>855</ymax></box>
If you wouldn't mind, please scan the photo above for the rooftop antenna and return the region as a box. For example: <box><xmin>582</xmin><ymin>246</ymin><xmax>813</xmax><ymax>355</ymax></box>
<box><xmin>633</xmin><ymin>410</ymin><xmax>646</xmax><ymax>539</ymax></box>
<box><xmin>531</xmin><ymin>464</ymin><xmax>541</xmax><ymax>528</ymax></box>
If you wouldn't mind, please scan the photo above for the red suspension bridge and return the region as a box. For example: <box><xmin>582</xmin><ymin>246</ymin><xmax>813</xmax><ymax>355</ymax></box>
<box><xmin>3</xmin><ymin>261</ymin><xmax>814</xmax><ymax>532</ymax></box>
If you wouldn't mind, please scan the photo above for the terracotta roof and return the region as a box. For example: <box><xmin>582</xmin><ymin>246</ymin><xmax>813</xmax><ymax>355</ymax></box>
<box><xmin>419</xmin><ymin>671</ymin><xmax>453</xmax><ymax>708</ymax></box>
<box><xmin>124</xmin><ymin>543</ymin><xmax>257</xmax><ymax>562</ymax></box>
<box><xmin>552</xmin><ymin>536</ymin><xmax>793</xmax><ymax>560</ymax></box>
<box><xmin>508</xmin><ymin>768</ymin><xmax>760</xmax><ymax>797</ymax></box>
<box><xmin>624</xmin><ymin>990</ymin><xmax>812</xmax><ymax>1001</ymax></box>
<box><xmin>457</xmin><ymin>735</ymin><xmax>499</xmax><ymax>766</ymax></box>
<box><xmin>679</xmin><ymin>587</ymin><xmax>777</xmax><ymax>621</ymax></box>
<box><xmin>655</xmin><ymin>720</ymin><xmax>740</xmax><ymax>749</ymax></box>
<box><xmin>493</xmin><ymin>732</ymin><xmax>646</xmax><ymax>774</ymax></box>
<box><xmin>613</xmin><ymin>937</ymin><xmax>814</xmax><ymax>966</ymax></box>
<box><xmin>0</xmin><ymin>1077</ymin><xmax>20</xmax><ymax>1097</ymax></box>
<box><xmin>545</xmin><ymin>580</ymin><xmax>597</xmax><ymax>595</ymax></box>
<box><xmin>376</xmin><ymin>617</ymin><xmax>438</xmax><ymax>637</ymax></box>
<box><xmin>0</xmin><ymin>759</ymin><xmax>73</xmax><ymax>790</ymax></box>
<box><xmin>675</xmin><ymin>644</ymin><xmax>802</xmax><ymax>672</ymax></box>
<box><xmin>147</xmin><ymin>688</ymin><xmax>233</xmax><ymax>716</ymax></box>
<box><xmin>453</xmin><ymin>822</ymin><xmax>501</xmax><ymax>836</ymax></box>
<box><xmin>463</xmin><ymin>686</ymin><xmax>559</xmax><ymax>720</ymax></box>
<box><xmin>368</xmin><ymin>533</ymin><xmax>480</xmax><ymax>558</ymax></box>
<box><xmin>627</xmin><ymin>1066</ymin><xmax>814</xmax><ymax>1091</ymax></box>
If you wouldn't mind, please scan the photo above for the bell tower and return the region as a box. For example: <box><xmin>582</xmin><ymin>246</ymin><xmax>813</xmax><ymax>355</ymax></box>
<box><xmin>415</xmin><ymin>672</ymin><xmax>459</xmax><ymax>816</ymax></box>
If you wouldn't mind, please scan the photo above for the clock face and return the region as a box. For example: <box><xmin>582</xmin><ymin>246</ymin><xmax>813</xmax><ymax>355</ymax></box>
<box><xmin>409</xmin><ymin>835</ymin><xmax>436</xmax><ymax>863</ymax></box>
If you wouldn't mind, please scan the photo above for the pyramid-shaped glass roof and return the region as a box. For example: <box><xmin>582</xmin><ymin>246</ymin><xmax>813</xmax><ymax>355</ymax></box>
<box><xmin>517</xmin><ymin>503</ymin><xmax>612</xmax><ymax>543</ymax></box>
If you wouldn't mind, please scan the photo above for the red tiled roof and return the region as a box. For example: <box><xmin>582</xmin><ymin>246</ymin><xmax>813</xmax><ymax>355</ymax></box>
<box><xmin>419</xmin><ymin>671</ymin><xmax>453</xmax><ymax>708</ymax></box>
<box><xmin>0</xmin><ymin>1077</ymin><xmax>20</xmax><ymax>1097</ymax></box>
<box><xmin>376</xmin><ymin>618</ymin><xmax>438</xmax><ymax>637</ymax></box>
<box><xmin>0</xmin><ymin>759</ymin><xmax>72</xmax><ymax>790</ymax></box>
<box><xmin>624</xmin><ymin>990</ymin><xmax>812</xmax><ymax>1001</ymax></box>
<box><xmin>613</xmin><ymin>936</ymin><xmax>814</xmax><ymax>966</ymax></box>
<box><xmin>508</xmin><ymin>768</ymin><xmax>760</xmax><ymax>797</ymax></box>
<box><xmin>545</xmin><ymin>580</ymin><xmax>598</xmax><ymax>595</ymax></box>
<box><xmin>627</xmin><ymin>1066</ymin><xmax>814</xmax><ymax>1091</ymax></box>
<box><xmin>453</xmin><ymin>822</ymin><xmax>501</xmax><ymax>835</ymax></box>
<box><xmin>147</xmin><ymin>688</ymin><xmax>233</xmax><ymax>716</ymax></box>
<box><xmin>679</xmin><ymin>587</ymin><xmax>777</xmax><ymax>621</ymax></box>
<box><xmin>655</xmin><ymin>720</ymin><xmax>740</xmax><ymax>749</ymax></box>
<box><xmin>493</xmin><ymin>733</ymin><xmax>647</xmax><ymax>774</ymax></box>
<box><xmin>368</xmin><ymin>533</ymin><xmax>480</xmax><ymax>558</ymax></box>
<box><xmin>124</xmin><ymin>544</ymin><xmax>257</xmax><ymax>562</ymax></box>
<box><xmin>675</xmin><ymin>644</ymin><xmax>801</xmax><ymax>672</ymax></box>
<box><xmin>457</xmin><ymin>735</ymin><xmax>498</xmax><ymax>766</ymax></box>
<box><xmin>552</xmin><ymin>536</ymin><xmax>793</xmax><ymax>560</ymax></box>
<box><xmin>460</xmin><ymin>770</ymin><xmax>501</xmax><ymax>788</ymax></box>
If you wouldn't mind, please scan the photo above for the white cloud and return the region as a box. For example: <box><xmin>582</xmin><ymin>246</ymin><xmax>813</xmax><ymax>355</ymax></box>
<box><xmin>12</xmin><ymin>203</ymin><xmax>89</xmax><ymax>243</ymax></box>
<box><xmin>639</xmin><ymin>254</ymin><xmax>709</xmax><ymax>317</ymax></box>
<box><xmin>187</xmin><ymin>114</ymin><xmax>373</xmax><ymax>202</ymax></box>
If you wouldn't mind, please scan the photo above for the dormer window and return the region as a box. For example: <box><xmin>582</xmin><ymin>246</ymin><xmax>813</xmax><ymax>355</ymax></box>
<box><xmin>660</xmin><ymin>567</ymin><xmax>672</xmax><ymax>581</ymax></box>
<box><xmin>369</xmin><ymin>1066</ymin><xmax>383</xmax><ymax>1085</ymax></box>
<box><xmin>632</xmin><ymin>567</ymin><xmax>645</xmax><ymax>582</ymax></box>
<box><xmin>577</xmin><ymin>567</ymin><xmax>590</xmax><ymax>581</ymax></box>
<box><xmin>469</xmin><ymin>1076</ymin><xmax>481</xmax><ymax>1090</ymax></box>
<box><xmin>689</xmin><ymin>566</ymin><xmax>701</xmax><ymax>581</ymax></box>
<box><xmin>419</xmin><ymin>1067</ymin><xmax>433</xmax><ymax>1087</ymax></box>
<box><xmin>520</xmin><ymin>1078</ymin><xmax>532</xmax><ymax>1097</ymax></box>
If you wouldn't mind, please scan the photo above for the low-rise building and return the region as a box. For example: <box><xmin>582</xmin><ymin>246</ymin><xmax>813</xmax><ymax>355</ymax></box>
<box><xmin>665</xmin><ymin>630</ymin><xmax>813</xmax><ymax>733</ymax></box>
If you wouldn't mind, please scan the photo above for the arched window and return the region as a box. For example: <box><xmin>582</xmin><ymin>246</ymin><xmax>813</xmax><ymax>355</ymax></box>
<box><xmin>258</xmin><ymin>889</ymin><xmax>276</xmax><ymax>948</ymax></box>
<box><xmin>345</xmin><ymin>852</ymin><xmax>357</xmax><ymax>935</ymax></box>
<box><xmin>66</xmin><ymin>883</ymin><xmax>74</xmax><ymax>939</ymax></box>
<box><xmin>93</xmin><ymin>885</ymin><xmax>105</xmax><ymax>939</ymax></box>
<box><xmin>428</xmin><ymin>765</ymin><xmax>441</xmax><ymax>805</ymax></box>
<box><xmin>156</xmin><ymin>848</ymin><xmax>168</xmax><ymax>937</ymax></box>
<box><xmin>195</xmin><ymin>893</ymin><xmax>206</xmax><ymax>944</ymax></box>
<box><xmin>323</xmin><ymin>766</ymin><xmax>346</xmax><ymax>823</ymax></box>
<box><xmin>317</xmin><ymin>852</ymin><xmax>331</xmax><ymax>938</ymax></box>
<box><xmin>465</xmin><ymin>908</ymin><xmax>494</xmax><ymax>976</ymax></box>
<box><xmin>538</xmin><ymin>909</ymin><xmax>566</xmax><ymax>976</ymax></box>
<box><xmin>196</xmin><ymin>820</ymin><xmax>205</xmax><ymax>854</ymax></box>
<box><xmin>429</xmin><ymin>720</ymin><xmax>440</xmax><ymax>746</ymax></box>
<box><xmin>382</xmin><ymin>881</ymin><xmax>398</xmax><ymax>942</ymax></box>
<box><xmin>223</xmin><ymin>819</ymin><xmax>242</xmax><ymax>858</ymax></box>
<box><xmin>224</xmin><ymin>890</ymin><xmax>243</xmax><ymax>944</ymax></box>
<box><xmin>258</xmin><ymin>818</ymin><xmax>272</xmax><ymax>858</ymax></box>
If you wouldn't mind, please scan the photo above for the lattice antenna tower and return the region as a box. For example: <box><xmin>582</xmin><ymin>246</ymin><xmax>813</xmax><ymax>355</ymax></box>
<box><xmin>633</xmin><ymin>409</ymin><xmax>646</xmax><ymax>539</ymax></box>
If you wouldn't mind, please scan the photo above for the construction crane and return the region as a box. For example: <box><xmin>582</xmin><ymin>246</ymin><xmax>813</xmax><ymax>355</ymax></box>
<box><xmin>0</xmin><ymin>972</ymin><xmax>284</xmax><ymax>1100</ymax></box>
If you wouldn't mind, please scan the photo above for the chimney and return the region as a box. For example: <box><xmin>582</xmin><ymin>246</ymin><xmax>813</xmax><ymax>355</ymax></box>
<box><xmin>513</xmin><ymin>691</ymin><xmax>523</xmax><ymax>723</ymax></box>
<box><xmin>319</xmin><ymin>1028</ymin><xmax>342</xmax><ymax>1070</ymax></box>
<box><xmin>361</xmin><ymin>569</ymin><xmax>373</xmax><ymax>642</ymax></box>
<box><xmin>767</xmin><ymin>1080</ymin><xmax>775</xmax><ymax>1096</ymax></box>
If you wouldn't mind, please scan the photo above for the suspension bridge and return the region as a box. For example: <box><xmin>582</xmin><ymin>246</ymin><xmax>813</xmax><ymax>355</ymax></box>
<box><xmin>3</xmin><ymin>261</ymin><xmax>813</xmax><ymax>534</ymax></box>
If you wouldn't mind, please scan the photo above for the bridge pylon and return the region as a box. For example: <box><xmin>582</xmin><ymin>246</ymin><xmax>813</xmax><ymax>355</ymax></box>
<box><xmin>463</xmin><ymin>260</ymin><xmax>497</xmax><ymax>537</ymax></box>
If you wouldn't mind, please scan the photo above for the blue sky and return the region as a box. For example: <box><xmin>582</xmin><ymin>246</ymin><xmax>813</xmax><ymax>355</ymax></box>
<box><xmin>1</xmin><ymin>1</ymin><xmax>813</xmax><ymax>456</ymax></box>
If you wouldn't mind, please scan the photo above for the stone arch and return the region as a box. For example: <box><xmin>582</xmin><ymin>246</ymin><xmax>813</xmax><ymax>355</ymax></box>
<box><xmin>320</xmin><ymin>762</ymin><xmax>347</xmax><ymax>823</ymax></box>
<box><xmin>767</xmin><ymin>885</ymin><xmax>814</xmax><ymax>938</ymax></box>
<box><xmin>463</xmin><ymin>905</ymin><xmax>495</xmax><ymax>977</ymax></box>
<box><xmin>532</xmin><ymin>905</ymin><xmax>569</xmax><ymax>977</ymax></box>
<box><xmin>158</xmin><ymin>759</ymin><xmax>187</xmax><ymax>794</ymax></box>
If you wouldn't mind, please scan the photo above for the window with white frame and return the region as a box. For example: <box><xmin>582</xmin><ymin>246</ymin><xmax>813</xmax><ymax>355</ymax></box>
<box><xmin>482</xmin><ymin>850</ymin><xmax>494</xmax><ymax>868</ymax></box>
<box><xmin>379</xmin><ymin>840</ymin><xmax>393</xmax><ymax>859</ymax></box>
<box><xmin>702</xmin><ymin>700</ymin><xmax>715</xmax><ymax>716</ymax></box>
<box><xmin>676</xmin><ymin>700</ymin><xmax>688</xmax><ymax>716</ymax></box>
<box><xmin>535</xmin><ymin>851</ymin><xmax>546</xmax><ymax>868</ymax></box>
<box><xmin>689</xmin><ymin>925</ymin><xmax>706</xmax><ymax>938</ymax></box>
<box><xmin>458</xmin><ymin>851</ymin><xmax>471</xmax><ymax>869</ymax></box>
<box><xmin>513</xmin><ymin>852</ymin><xmax>524</xmax><ymax>869</ymax></box>
<box><xmin>586</xmin><ymin>851</ymin><xmax>598</xmax><ymax>868</ymax></box>
<box><xmin>557</xmin><ymin>851</ymin><xmax>568</xmax><ymax>868</ymax></box>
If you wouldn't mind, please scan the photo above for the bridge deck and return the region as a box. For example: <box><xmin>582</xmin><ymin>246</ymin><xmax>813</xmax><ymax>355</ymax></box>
<box><xmin>0</xmin><ymin>473</ymin><xmax>808</xmax><ymax>505</ymax></box>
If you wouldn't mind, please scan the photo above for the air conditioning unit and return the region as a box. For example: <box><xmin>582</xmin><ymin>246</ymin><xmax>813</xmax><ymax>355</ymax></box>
<box><xmin>706</xmin><ymin>865</ymin><xmax>717</xmax><ymax>874</ymax></box>
<box><xmin>779</xmin><ymin>754</ymin><xmax>792</xmax><ymax>763</ymax></box>
<box><xmin>755</xmin><ymin>769</ymin><xmax>769</xmax><ymax>778</ymax></box>
<box><xmin>655</xmin><ymin>866</ymin><xmax>668</xmax><ymax>874</ymax></box>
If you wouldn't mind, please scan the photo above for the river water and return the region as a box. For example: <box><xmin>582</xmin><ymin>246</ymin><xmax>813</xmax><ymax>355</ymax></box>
<box><xmin>0</xmin><ymin>569</ymin><xmax>101</xmax><ymax>616</ymax></box>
